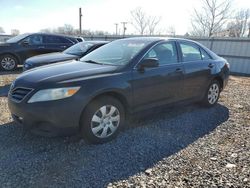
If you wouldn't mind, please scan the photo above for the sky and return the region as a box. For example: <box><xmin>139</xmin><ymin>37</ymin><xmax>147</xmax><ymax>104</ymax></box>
<box><xmin>0</xmin><ymin>0</ymin><xmax>250</xmax><ymax>35</ymax></box>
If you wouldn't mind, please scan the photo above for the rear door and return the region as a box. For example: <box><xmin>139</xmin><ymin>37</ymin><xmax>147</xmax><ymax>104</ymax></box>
<box><xmin>43</xmin><ymin>35</ymin><xmax>74</xmax><ymax>53</ymax></box>
<box><xmin>178</xmin><ymin>41</ymin><xmax>215</xmax><ymax>99</ymax></box>
<box><xmin>132</xmin><ymin>41</ymin><xmax>184</xmax><ymax>110</ymax></box>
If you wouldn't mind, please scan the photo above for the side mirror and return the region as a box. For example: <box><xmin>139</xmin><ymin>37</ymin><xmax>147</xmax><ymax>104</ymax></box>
<box><xmin>21</xmin><ymin>40</ymin><xmax>29</xmax><ymax>46</ymax></box>
<box><xmin>137</xmin><ymin>58</ymin><xmax>159</xmax><ymax>71</ymax></box>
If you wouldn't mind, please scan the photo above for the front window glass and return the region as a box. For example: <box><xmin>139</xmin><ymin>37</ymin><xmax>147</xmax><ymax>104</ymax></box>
<box><xmin>24</xmin><ymin>35</ymin><xmax>43</xmax><ymax>45</ymax></box>
<box><xmin>80</xmin><ymin>40</ymin><xmax>151</xmax><ymax>65</ymax></box>
<box><xmin>64</xmin><ymin>42</ymin><xmax>94</xmax><ymax>56</ymax></box>
<box><xmin>144</xmin><ymin>42</ymin><xmax>178</xmax><ymax>65</ymax></box>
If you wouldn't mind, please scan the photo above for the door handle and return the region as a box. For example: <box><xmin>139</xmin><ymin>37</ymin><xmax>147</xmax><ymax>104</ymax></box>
<box><xmin>38</xmin><ymin>46</ymin><xmax>45</xmax><ymax>49</ymax></box>
<box><xmin>175</xmin><ymin>68</ymin><xmax>183</xmax><ymax>73</ymax></box>
<box><xmin>208</xmin><ymin>63</ymin><xmax>214</xmax><ymax>68</ymax></box>
<box><xmin>61</xmin><ymin>46</ymin><xmax>67</xmax><ymax>48</ymax></box>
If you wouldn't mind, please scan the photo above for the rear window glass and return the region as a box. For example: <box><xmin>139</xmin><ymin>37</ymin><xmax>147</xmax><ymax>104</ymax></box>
<box><xmin>180</xmin><ymin>43</ymin><xmax>202</xmax><ymax>62</ymax></box>
<box><xmin>44</xmin><ymin>36</ymin><xmax>71</xmax><ymax>44</ymax></box>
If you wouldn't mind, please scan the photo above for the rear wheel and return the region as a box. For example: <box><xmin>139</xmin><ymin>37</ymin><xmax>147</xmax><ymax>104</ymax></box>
<box><xmin>202</xmin><ymin>80</ymin><xmax>221</xmax><ymax>107</ymax></box>
<box><xmin>80</xmin><ymin>96</ymin><xmax>125</xmax><ymax>144</ymax></box>
<box><xmin>0</xmin><ymin>54</ymin><xmax>18</xmax><ymax>71</ymax></box>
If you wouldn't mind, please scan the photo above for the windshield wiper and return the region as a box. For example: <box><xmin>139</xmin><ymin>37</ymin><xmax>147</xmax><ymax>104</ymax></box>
<box><xmin>83</xmin><ymin>60</ymin><xmax>103</xmax><ymax>65</ymax></box>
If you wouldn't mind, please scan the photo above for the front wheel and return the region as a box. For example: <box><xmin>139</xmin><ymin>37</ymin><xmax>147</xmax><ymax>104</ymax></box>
<box><xmin>202</xmin><ymin>80</ymin><xmax>221</xmax><ymax>107</ymax></box>
<box><xmin>80</xmin><ymin>96</ymin><xmax>125</xmax><ymax>144</ymax></box>
<box><xmin>0</xmin><ymin>54</ymin><xmax>18</xmax><ymax>71</ymax></box>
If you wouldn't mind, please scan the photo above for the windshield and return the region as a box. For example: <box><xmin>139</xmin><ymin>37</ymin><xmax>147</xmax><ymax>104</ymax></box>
<box><xmin>80</xmin><ymin>39</ymin><xmax>150</xmax><ymax>65</ymax></box>
<box><xmin>6</xmin><ymin>33</ymin><xmax>30</xmax><ymax>43</ymax></box>
<box><xmin>64</xmin><ymin>42</ymin><xmax>94</xmax><ymax>56</ymax></box>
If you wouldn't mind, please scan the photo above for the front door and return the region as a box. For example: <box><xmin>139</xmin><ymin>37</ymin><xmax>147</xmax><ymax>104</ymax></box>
<box><xmin>17</xmin><ymin>34</ymin><xmax>46</xmax><ymax>63</ymax></box>
<box><xmin>132</xmin><ymin>41</ymin><xmax>184</xmax><ymax>110</ymax></box>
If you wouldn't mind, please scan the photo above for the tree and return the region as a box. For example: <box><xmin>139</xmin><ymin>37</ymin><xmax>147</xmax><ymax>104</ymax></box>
<box><xmin>166</xmin><ymin>26</ymin><xmax>176</xmax><ymax>36</ymax></box>
<box><xmin>51</xmin><ymin>24</ymin><xmax>75</xmax><ymax>35</ymax></box>
<box><xmin>11</xmin><ymin>29</ymin><xmax>20</xmax><ymax>36</ymax></box>
<box><xmin>62</xmin><ymin>24</ymin><xmax>74</xmax><ymax>35</ymax></box>
<box><xmin>248</xmin><ymin>22</ymin><xmax>250</xmax><ymax>37</ymax></box>
<box><xmin>227</xmin><ymin>9</ymin><xmax>250</xmax><ymax>37</ymax></box>
<box><xmin>40</xmin><ymin>28</ymin><xmax>53</xmax><ymax>33</ymax></box>
<box><xmin>131</xmin><ymin>7</ymin><xmax>161</xmax><ymax>35</ymax></box>
<box><xmin>0</xmin><ymin>27</ymin><xmax>5</xmax><ymax>34</ymax></box>
<box><xmin>147</xmin><ymin>16</ymin><xmax>161</xmax><ymax>35</ymax></box>
<box><xmin>131</xmin><ymin>7</ymin><xmax>148</xmax><ymax>35</ymax></box>
<box><xmin>191</xmin><ymin>0</ymin><xmax>233</xmax><ymax>37</ymax></box>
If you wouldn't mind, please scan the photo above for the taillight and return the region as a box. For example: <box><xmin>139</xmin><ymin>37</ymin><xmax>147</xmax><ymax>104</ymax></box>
<box><xmin>225</xmin><ymin>62</ymin><xmax>230</xmax><ymax>69</ymax></box>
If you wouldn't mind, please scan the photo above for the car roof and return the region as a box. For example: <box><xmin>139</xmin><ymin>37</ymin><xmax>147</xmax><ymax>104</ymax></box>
<box><xmin>119</xmin><ymin>37</ymin><xmax>165</xmax><ymax>42</ymax></box>
<box><xmin>29</xmin><ymin>32</ymin><xmax>79</xmax><ymax>39</ymax></box>
<box><xmin>84</xmin><ymin>40</ymin><xmax>109</xmax><ymax>44</ymax></box>
<box><xmin>76</xmin><ymin>41</ymin><xmax>109</xmax><ymax>45</ymax></box>
<box><xmin>119</xmin><ymin>37</ymin><xmax>200</xmax><ymax>44</ymax></box>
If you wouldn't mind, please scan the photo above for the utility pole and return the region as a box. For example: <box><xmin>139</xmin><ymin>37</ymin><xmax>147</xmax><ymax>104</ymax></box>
<box><xmin>79</xmin><ymin>8</ymin><xmax>82</xmax><ymax>35</ymax></box>
<box><xmin>114</xmin><ymin>23</ymin><xmax>118</xmax><ymax>35</ymax></box>
<box><xmin>121</xmin><ymin>22</ymin><xmax>127</xmax><ymax>37</ymax></box>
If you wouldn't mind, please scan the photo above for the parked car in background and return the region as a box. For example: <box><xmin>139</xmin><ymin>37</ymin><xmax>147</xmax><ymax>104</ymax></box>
<box><xmin>8</xmin><ymin>37</ymin><xmax>229</xmax><ymax>144</ymax></box>
<box><xmin>23</xmin><ymin>41</ymin><xmax>108</xmax><ymax>71</ymax></box>
<box><xmin>0</xmin><ymin>33</ymin><xmax>83</xmax><ymax>71</ymax></box>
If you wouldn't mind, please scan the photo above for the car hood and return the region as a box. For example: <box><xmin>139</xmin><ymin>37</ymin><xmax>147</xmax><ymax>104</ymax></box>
<box><xmin>15</xmin><ymin>60</ymin><xmax>118</xmax><ymax>87</ymax></box>
<box><xmin>0</xmin><ymin>42</ymin><xmax>12</xmax><ymax>48</ymax></box>
<box><xmin>25</xmin><ymin>52</ymin><xmax>79</xmax><ymax>66</ymax></box>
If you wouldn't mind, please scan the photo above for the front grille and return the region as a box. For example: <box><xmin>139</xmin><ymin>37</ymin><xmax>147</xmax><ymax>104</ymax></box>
<box><xmin>10</xmin><ymin>87</ymin><xmax>33</xmax><ymax>102</ymax></box>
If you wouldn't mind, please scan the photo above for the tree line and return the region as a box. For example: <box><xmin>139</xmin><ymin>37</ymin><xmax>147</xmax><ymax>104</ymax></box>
<box><xmin>191</xmin><ymin>0</ymin><xmax>250</xmax><ymax>37</ymax></box>
<box><xmin>0</xmin><ymin>0</ymin><xmax>249</xmax><ymax>38</ymax></box>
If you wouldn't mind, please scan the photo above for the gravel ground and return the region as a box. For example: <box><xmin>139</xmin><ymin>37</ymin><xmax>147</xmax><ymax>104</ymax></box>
<box><xmin>0</xmin><ymin>73</ymin><xmax>249</xmax><ymax>188</ymax></box>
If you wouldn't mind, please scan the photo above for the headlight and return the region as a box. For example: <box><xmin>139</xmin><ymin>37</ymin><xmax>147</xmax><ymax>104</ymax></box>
<box><xmin>28</xmin><ymin>87</ymin><xmax>80</xmax><ymax>103</ymax></box>
<box><xmin>24</xmin><ymin>63</ymin><xmax>30</xmax><ymax>68</ymax></box>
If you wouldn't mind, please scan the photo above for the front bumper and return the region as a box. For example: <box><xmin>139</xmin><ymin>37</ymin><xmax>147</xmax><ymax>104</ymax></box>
<box><xmin>23</xmin><ymin>64</ymin><xmax>35</xmax><ymax>71</ymax></box>
<box><xmin>8</xmin><ymin>94</ymin><xmax>86</xmax><ymax>137</ymax></box>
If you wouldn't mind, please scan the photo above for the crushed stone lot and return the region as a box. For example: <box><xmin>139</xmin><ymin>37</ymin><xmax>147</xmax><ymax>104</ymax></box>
<box><xmin>0</xmin><ymin>73</ymin><xmax>249</xmax><ymax>188</ymax></box>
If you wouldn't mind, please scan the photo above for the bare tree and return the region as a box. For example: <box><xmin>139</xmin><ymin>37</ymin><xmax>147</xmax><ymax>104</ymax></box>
<box><xmin>0</xmin><ymin>27</ymin><xmax>5</xmax><ymax>34</ymax></box>
<box><xmin>227</xmin><ymin>9</ymin><xmax>250</xmax><ymax>37</ymax></box>
<box><xmin>166</xmin><ymin>26</ymin><xmax>176</xmax><ymax>36</ymax></box>
<box><xmin>40</xmin><ymin>28</ymin><xmax>53</xmax><ymax>33</ymax></box>
<box><xmin>131</xmin><ymin>7</ymin><xmax>148</xmax><ymax>35</ymax></box>
<box><xmin>62</xmin><ymin>24</ymin><xmax>74</xmax><ymax>35</ymax></box>
<box><xmin>191</xmin><ymin>0</ymin><xmax>233</xmax><ymax>37</ymax></box>
<box><xmin>147</xmin><ymin>16</ymin><xmax>161</xmax><ymax>35</ymax></box>
<box><xmin>11</xmin><ymin>29</ymin><xmax>20</xmax><ymax>36</ymax></box>
<box><xmin>55</xmin><ymin>25</ymin><xmax>73</xmax><ymax>35</ymax></box>
<box><xmin>131</xmin><ymin>7</ymin><xmax>161</xmax><ymax>35</ymax></box>
<box><xmin>248</xmin><ymin>21</ymin><xmax>250</xmax><ymax>37</ymax></box>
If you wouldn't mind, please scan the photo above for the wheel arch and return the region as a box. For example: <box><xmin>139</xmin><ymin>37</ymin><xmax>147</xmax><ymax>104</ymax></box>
<box><xmin>0</xmin><ymin>52</ymin><xmax>21</xmax><ymax>65</ymax></box>
<box><xmin>213</xmin><ymin>76</ymin><xmax>223</xmax><ymax>91</ymax></box>
<box><xmin>78</xmin><ymin>91</ymin><xmax>130</xmax><ymax>129</ymax></box>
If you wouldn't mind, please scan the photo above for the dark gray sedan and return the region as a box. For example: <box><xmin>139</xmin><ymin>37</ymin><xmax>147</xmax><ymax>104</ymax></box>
<box><xmin>23</xmin><ymin>41</ymin><xmax>108</xmax><ymax>71</ymax></box>
<box><xmin>8</xmin><ymin>37</ymin><xmax>229</xmax><ymax>144</ymax></box>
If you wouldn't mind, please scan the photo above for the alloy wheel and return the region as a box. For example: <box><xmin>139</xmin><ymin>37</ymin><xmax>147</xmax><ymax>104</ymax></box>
<box><xmin>91</xmin><ymin>105</ymin><xmax>120</xmax><ymax>138</ymax></box>
<box><xmin>208</xmin><ymin>83</ymin><xmax>219</xmax><ymax>104</ymax></box>
<box><xmin>1</xmin><ymin>57</ymin><xmax>16</xmax><ymax>70</ymax></box>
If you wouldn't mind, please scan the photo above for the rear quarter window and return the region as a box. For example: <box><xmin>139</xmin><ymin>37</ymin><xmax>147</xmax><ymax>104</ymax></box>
<box><xmin>200</xmin><ymin>48</ymin><xmax>212</xmax><ymax>60</ymax></box>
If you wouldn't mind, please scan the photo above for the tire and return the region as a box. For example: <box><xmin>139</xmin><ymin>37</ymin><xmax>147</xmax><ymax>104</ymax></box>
<box><xmin>202</xmin><ymin>80</ymin><xmax>221</xmax><ymax>107</ymax></box>
<box><xmin>80</xmin><ymin>96</ymin><xmax>125</xmax><ymax>144</ymax></box>
<box><xmin>0</xmin><ymin>54</ymin><xmax>18</xmax><ymax>71</ymax></box>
